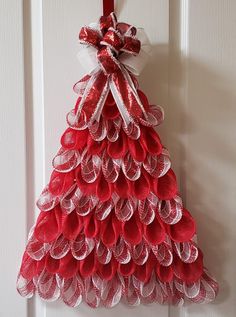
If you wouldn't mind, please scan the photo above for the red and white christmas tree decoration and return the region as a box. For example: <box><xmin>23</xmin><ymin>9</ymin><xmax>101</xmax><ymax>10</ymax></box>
<box><xmin>17</xmin><ymin>6</ymin><xmax>218</xmax><ymax>308</ymax></box>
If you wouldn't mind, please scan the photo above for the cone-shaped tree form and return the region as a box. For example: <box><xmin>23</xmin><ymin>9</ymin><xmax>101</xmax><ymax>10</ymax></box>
<box><xmin>17</xmin><ymin>12</ymin><xmax>218</xmax><ymax>308</ymax></box>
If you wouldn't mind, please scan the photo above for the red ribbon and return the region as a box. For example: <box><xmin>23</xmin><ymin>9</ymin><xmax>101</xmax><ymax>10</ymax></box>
<box><xmin>103</xmin><ymin>0</ymin><xmax>114</xmax><ymax>17</ymax></box>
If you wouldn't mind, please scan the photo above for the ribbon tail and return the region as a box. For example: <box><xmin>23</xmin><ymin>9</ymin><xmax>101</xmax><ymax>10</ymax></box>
<box><xmin>75</xmin><ymin>69</ymin><xmax>109</xmax><ymax>125</ymax></box>
<box><xmin>109</xmin><ymin>68</ymin><xmax>148</xmax><ymax>127</ymax></box>
<box><xmin>109</xmin><ymin>76</ymin><xmax>132</xmax><ymax>126</ymax></box>
<box><xmin>121</xmin><ymin>65</ymin><xmax>148</xmax><ymax>120</ymax></box>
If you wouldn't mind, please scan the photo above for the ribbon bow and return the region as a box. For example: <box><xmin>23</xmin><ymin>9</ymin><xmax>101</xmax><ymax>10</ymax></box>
<box><xmin>80</xmin><ymin>13</ymin><xmax>141</xmax><ymax>74</ymax></box>
<box><xmin>68</xmin><ymin>13</ymin><xmax>152</xmax><ymax>129</ymax></box>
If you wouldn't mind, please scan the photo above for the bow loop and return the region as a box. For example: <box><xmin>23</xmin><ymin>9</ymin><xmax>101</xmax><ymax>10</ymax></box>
<box><xmin>116</xmin><ymin>23</ymin><xmax>137</xmax><ymax>36</ymax></box>
<box><xmin>99</xmin><ymin>12</ymin><xmax>117</xmax><ymax>34</ymax></box>
<box><xmin>121</xmin><ymin>36</ymin><xmax>141</xmax><ymax>55</ymax></box>
<box><xmin>79</xmin><ymin>27</ymin><xmax>101</xmax><ymax>47</ymax></box>
<box><xmin>100</xmin><ymin>28</ymin><xmax>123</xmax><ymax>53</ymax></box>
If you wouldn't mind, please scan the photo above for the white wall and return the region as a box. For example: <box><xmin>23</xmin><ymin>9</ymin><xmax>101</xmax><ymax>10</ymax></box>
<box><xmin>0</xmin><ymin>0</ymin><xmax>236</xmax><ymax>316</ymax></box>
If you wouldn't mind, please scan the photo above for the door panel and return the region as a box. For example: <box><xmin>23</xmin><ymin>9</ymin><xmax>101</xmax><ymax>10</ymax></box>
<box><xmin>169</xmin><ymin>1</ymin><xmax>236</xmax><ymax>316</ymax></box>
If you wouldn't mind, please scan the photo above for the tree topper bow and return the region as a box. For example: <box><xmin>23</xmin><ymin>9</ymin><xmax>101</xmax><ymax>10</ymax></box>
<box><xmin>68</xmin><ymin>12</ymin><xmax>152</xmax><ymax>130</ymax></box>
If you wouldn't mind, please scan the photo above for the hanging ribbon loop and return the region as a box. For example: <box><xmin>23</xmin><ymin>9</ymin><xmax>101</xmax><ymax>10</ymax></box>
<box><xmin>103</xmin><ymin>0</ymin><xmax>115</xmax><ymax>17</ymax></box>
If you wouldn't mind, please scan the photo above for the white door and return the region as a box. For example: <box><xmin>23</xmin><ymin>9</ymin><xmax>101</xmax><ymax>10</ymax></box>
<box><xmin>1</xmin><ymin>0</ymin><xmax>236</xmax><ymax>316</ymax></box>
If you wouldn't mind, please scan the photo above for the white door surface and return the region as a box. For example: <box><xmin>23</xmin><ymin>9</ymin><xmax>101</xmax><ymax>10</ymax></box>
<box><xmin>1</xmin><ymin>0</ymin><xmax>236</xmax><ymax>316</ymax></box>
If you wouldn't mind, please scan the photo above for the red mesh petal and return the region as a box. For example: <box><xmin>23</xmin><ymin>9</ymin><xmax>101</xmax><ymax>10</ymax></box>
<box><xmin>114</xmin><ymin>171</ymin><xmax>131</xmax><ymax>198</ymax></box>
<box><xmin>49</xmin><ymin>170</ymin><xmax>75</xmax><ymax>196</ymax></box>
<box><xmin>107</xmin><ymin>130</ymin><xmax>128</xmax><ymax>159</ymax></box>
<box><xmin>58</xmin><ymin>252</ymin><xmax>79</xmax><ymax>279</ymax></box>
<box><xmin>100</xmin><ymin>274</ymin><xmax>123</xmax><ymax>308</ymax></box>
<box><xmin>167</xmin><ymin>208</ymin><xmax>196</xmax><ymax>242</ymax></box>
<box><xmin>36</xmin><ymin>257</ymin><xmax>46</xmax><ymax>275</ymax></box>
<box><xmin>45</xmin><ymin>254</ymin><xmax>60</xmax><ymax>274</ymax></box>
<box><xmin>83</xmin><ymin>214</ymin><xmax>100</xmax><ymax>238</ymax></box>
<box><xmin>134</xmin><ymin>254</ymin><xmax>156</xmax><ymax>282</ymax></box>
<box><xmin>119</xmin><ymin>259</ymin><xmax>136</xmax><ymax>276</ymax></box>
<box><xmin>144</xmin><ymin>216</ymin><xmax>165</xmax><ymax>246</ymax></box>
<box><xmin>100</xmin><ymin>214</ymin><xmax>121</xmax><ymax>247</ymax></box>
<box><xmin>131</xmin><ymin>170</ymin><xmax>150</xmax><ymax>200</ymax></box>
<box><xmin>137</xmin><ymin>270</ymin><xmax>156</xmax><ymax>299</ymax></box>
<box><xmin>80</xmin><ymin>249</ymin><xmax>97</xmax><ymax>278</ymax></box>
<box><xmin>103</xmin><ymin>93</ymin><xmax>119</xmax><ymax>119</ymax></box>
<box><xmin>75</xmin><ymin>165</ymin><xmax>97</xmax><ymax>195</ymax></box>
<box><xmin>34</xmin><ymin>207</ymin><xmax>62</xmax><ymax>243</ymax></box>
<box><xmin>87</xmin><ymin>135</ymin><xmax>107</xmax><ymax>155</ymax></box>
<box><xmin>174</xmin><ymin>250</ymin><xmax>203</xmax><ymax>283</ymax></box>
<box><xmin>155</xmin><ymin>169</ymin><xmax>178</xmax><ymax>200</ymax></box>
<box><xmin>61</xmin><ymin>128</ymin><xmax>88</xmax><ymax>150</ymax></box>
<box><xmin>62</xmin><ymin>211</ymin><xmax>83</xmax><ymax>240</ymax></box>
<box><xmin>123</xmin><ymin>280</ymin><xmax>140</xmax><ymax>305</ymax></box>
<box><xmin>127</xmin><ymin>137</ymin><xmax>146</xmax><ymax>162</ymax></box>
<box><xmin>20</xmin><ymin>252</ymin><xmax>37</xmax><ymax>279</ymax></box>
<box><xmin>96</xmin><ymin>173</ymin><xmax>112</xmax><ymax>202</ymax></box>
<box><xmin>140</xmin><ymin>127</ymin><xmax>162</xmax><ymax>156</ymax></box>
<box><xmin>122</xmin><ymin>214</ymin><xmax>143</xmax><ymax>245</ymax></box>
<box><xmin>189</xmin><ymin>270</ymin><xmax>218</xmax><ymax>303</ymax></box>
<box><xmin>98</xmin><ymin>258</ymin><xmax>118</xmax><ymax>280</ymax></box>
<box><xmin>156</xmin><ymin>265</ymin><xmax>173</xmax><ymax>283</ymax></box>
<box><xmin>84</xmin><ymin>276</ymin><xmax>100</xmax><ymax>307</ymax></box>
